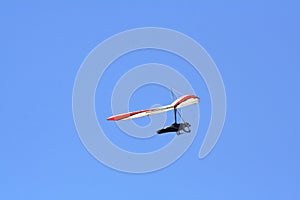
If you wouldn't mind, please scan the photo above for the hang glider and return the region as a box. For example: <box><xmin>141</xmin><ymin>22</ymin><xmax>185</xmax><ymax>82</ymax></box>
<box><xmin>107</xmin><ymin>94</ymin><xmax>200</xmax><ymax>135</ymax></box>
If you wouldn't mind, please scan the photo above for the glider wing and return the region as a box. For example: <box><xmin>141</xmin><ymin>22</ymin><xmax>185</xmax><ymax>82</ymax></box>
<box><xmin>107</xmin><ymin>94</ymin><xmax>199</xmax><ymax>121</ymax></box>
<box><xmin>107</xmin><ymin>105</ymin><xmax>173</xmax><ymax>121</ymax></box>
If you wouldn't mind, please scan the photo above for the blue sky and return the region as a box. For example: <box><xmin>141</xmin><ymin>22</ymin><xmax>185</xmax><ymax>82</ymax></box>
<box><xmin>1</xmin><ymin>1</ymin><xmax>300</xmax><ymax>199</ymax></box>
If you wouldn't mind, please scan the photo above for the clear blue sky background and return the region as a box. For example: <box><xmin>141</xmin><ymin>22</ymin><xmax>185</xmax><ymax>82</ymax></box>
<box><xmin>1</xmin><ymin>1</ymin><xmax>300</xmax><ymax>199</ymax></box>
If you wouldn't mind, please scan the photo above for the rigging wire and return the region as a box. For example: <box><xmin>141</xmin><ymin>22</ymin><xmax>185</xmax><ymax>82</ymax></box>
<box><xmin>170</xmin><ymin>87</ymin><xmax>187</xmax><ymax>123</ymax></box>
<box><xmin>171</xmin><ymin>87</ymin><xmax>184</xmax><ymax>97</ymax></box>
<box><xmin>170</xmin><ymin>88</ymin><xmax>176</xmax><ymax>101</ymax></box>
<box><xmin>176</xmin><ymin>109</ymin><xmax>186</xmax><ymax>123</ymax></box>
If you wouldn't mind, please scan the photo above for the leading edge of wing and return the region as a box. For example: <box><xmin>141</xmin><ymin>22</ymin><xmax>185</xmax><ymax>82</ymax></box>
<box><xmin>107</xmin><ymin>105</ymin><xmax>173</xmax><ymax>121</ymax></box>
